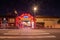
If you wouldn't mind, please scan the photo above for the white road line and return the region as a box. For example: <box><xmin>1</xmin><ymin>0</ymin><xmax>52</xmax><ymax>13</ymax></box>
<box><xmin>0</xmin><ymin>35</ymin><xmax>56</xmax><ymax>38</ymax></box>
<box><xmin>4</xmin><ymin>33</ymin><xmax>50</xmax><ymax>35</ymax></box>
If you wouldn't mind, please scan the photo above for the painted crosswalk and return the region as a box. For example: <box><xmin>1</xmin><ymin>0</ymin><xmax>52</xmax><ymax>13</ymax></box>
<box><xmin>0</xmin><ymin>29</ymin><xmax>56</xmax><ymax>39</ymax></box>
<box><xmin>0</xmin><ymin>35</ymin><xmax>56</xmax><ymax>38</ymax></box>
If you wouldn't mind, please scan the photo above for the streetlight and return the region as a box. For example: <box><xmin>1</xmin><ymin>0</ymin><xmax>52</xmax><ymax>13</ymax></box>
<box><xmin>32</xmin><ymin>6</ymin><xmax>38</xmax><ymax>29</ymax></box>
<box><xmin>33</xmin><ymin>6</ymin><xmax>38</xmax><ymax>17</ymax></box>
<box><xmin>14</xmin><ymin>10</ymin><xmax>18</xmax><ymax>15</ymax></box>
<box><xmin>34</xmin><ymin>7</ymin><xmax>37</xmax><ymax>11</ymax></box>
<box><xmin>14</xmin><ymin>10</ymin><xmax>18</xmax><ymax>17</ymax></box>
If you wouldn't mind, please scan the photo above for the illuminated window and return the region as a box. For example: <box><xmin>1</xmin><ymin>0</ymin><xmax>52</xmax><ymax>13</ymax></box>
<box><xmin>9</xmin><ymin>18</ymin><xmax>15</xmax><ymax>23</ymax></box>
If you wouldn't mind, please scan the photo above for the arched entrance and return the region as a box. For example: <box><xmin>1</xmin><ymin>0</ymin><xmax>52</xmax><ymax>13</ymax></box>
<box><xmin>16</xmin><ymin>13</ymin><xmax>36</xmax><ymax>29</ymax></box>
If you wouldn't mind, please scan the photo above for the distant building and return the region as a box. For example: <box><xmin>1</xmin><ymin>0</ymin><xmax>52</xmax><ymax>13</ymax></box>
<box><xmin>0</xmin><ymin>13</ymin><xmax>60</xmax><ymax>29</ymax></box>
<box><xmin>36</xmin><ymin>16</ymin><xmax>60</xmax><ymax>28</ymax></box>
<box><xmin>0</xmin><ymin>15</ymin><xmax>16</xmax><ymax>29</ymax></box>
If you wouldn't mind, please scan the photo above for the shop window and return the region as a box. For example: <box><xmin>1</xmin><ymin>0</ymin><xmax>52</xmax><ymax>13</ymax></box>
<box><xmin>9</xmin><ymin>18</ymin><xmax>15</xmax><ymax>23</ymax></box>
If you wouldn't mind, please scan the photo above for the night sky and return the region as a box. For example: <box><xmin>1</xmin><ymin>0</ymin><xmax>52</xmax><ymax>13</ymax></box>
<box><xmin>0</xmin><ymin>0</ymin><xmax>60</xmax><ymax>17</ymax></box>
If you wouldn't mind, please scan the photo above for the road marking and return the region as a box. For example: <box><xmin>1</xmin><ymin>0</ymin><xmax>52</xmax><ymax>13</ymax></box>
<box><xmin>0</xmin><ymin>35</ymin><xmax>56</xmax><ymax>38</ymax></box>
<box><xmin>0</xmin><ymin>29</ymin><xmax>46</xmax><ymax>32</ymax></box>
<box><xmin>4</xmin><ymin>33</ymin><xmax>50</xmax><ymax>35</ymax></box>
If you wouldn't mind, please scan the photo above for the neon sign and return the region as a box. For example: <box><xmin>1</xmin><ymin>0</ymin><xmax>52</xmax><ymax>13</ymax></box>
<box><xmin>24</xmin><ymin>16</ymin><xmax>28</xmax><ymax>18</ymax></box>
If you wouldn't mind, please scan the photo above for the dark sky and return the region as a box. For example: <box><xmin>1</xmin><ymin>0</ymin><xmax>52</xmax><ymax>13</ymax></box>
<box><xmin>0</xmin><ymin>0</ymin><xmax>60</xmax><ymax>17</ymax></box>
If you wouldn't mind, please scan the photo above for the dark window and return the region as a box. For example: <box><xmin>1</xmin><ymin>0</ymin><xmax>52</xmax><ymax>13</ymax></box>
<box><xmin>57</xmin><ymin>20</ymin><xmax>60</xmax><ymax>24</ymax></box>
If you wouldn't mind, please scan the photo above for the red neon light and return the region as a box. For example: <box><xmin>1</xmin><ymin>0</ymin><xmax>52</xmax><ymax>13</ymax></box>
<box><xmin>25</xmin><ymin>13</ymin><xmax>27</xmax><ymax>15</ymax></box>
<box><xmin>21</xmin><ymin>14</ymin><xmax>24</xmax><ymax>16</ymax></box>
<box><xmin>16</xmin><ymin>13</ymin><xmax>36</xmax><ymax>29</ymax></box>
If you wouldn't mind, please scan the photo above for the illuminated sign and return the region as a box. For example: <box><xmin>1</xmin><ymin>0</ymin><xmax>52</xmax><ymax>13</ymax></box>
<box><xmin>24</xmin><ymin>16</ymin><xmax>28</xmax><ymax>18</ymax></box>
<box><xmin>22</xmin><ymin>18</ymin><xmax>29</xmax><ymax>20</ymax></box>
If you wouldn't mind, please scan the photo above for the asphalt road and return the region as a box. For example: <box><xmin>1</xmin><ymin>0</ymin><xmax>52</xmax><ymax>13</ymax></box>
<box><xmin>0</xmin><ymin>28</ymin><xmax>60</xmax><ymax>40</ymax></box>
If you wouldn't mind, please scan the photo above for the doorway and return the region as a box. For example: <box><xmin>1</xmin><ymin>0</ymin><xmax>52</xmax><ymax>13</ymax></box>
<box><xmin>22</xmin><ymin>21</ymin><xmax>31</xmax><ymax>28</ymax></box>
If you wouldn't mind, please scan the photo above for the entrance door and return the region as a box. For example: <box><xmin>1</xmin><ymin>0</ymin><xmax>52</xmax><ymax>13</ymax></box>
<box><xmin>22</xmin><ymin>21</ymin><xmax>31</xmax><ymax>28</ymax></box>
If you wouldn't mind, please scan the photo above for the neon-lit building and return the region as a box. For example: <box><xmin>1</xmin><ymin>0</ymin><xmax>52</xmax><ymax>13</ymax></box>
<box><xmin>16</xmin><ymin>13</ymin><xmax>36</xmax><ymax>29</ymax></box>
<box><xmin>0</xmin><ymin>13</ymin><xmax>60</xmax><ymax>29</ymax></box>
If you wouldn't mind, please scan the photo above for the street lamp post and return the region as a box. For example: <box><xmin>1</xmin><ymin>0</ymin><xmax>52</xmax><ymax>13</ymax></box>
<box><xmin>33</xmin><ymin>6</ymin><xmax>37</xmax><ymax>17</ymax></box>
<box><xmin>33</xmin><ymin>6</ymin><xmax>38</xmax><ymax>29</ymax></box>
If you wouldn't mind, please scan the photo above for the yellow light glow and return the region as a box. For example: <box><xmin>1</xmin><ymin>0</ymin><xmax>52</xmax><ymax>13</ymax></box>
<box><xmin>34</xmin><ymin>7</ymin><xmax>37</xmax><ymax>11</ymax></box>
<box><xmin>14</xmin><ymin>10</ymin><xmax>17</xmax><ymax>14</ymax></box>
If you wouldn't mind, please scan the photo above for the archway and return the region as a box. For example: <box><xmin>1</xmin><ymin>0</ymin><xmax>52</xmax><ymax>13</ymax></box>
<box><xmin>16</xmin><ymin>13</ymin><xmax>36</xmax><ymax>29</ymax></box>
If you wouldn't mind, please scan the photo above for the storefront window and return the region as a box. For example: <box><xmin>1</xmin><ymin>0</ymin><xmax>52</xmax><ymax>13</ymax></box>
<box><xmin>9</xmin><ymin>18</ymin><xmax>15</xmax><ymax>23</ymax></box>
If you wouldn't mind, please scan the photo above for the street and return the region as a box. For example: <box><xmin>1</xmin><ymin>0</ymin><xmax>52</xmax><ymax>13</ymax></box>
<box><xmin>0</xmin><ymin>28</ymin><xmax>60</xmax><ymax>40</ymax></box>
<box><xmin>0</xmin><ymin>0</ymin><xmax>60</xmax><ymax>40</ymax></box>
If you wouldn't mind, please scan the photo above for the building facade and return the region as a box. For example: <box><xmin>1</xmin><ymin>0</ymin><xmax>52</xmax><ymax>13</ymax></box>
<box><xmin>0</xmin><ymin>13</ymin><xmax>60</xmax><ymax>29</ymax></box>
<box><xmin>36</xmin><ymin>16</ymin><xmax>60</xmax><ymax>28</ymax></box>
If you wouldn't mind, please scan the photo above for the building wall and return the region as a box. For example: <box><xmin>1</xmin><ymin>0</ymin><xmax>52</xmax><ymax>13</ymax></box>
<box><xmin>55</xmin><ymin>24</ymin><xmax>60</xmax><ymax>28</ymax></box>
<box><xmin>36</xmin><ymin>18</ymin><xmax>60</xmax><ymax>28</ymax></box>
<box><xmin>0</xmin><ymin>17</ymin><xmax>60</xmax><ymax>29</ymax></box>
<box><xmin>8</xmin><ymin>18</ymin><xmax>15</xmax><ymax>26</ymax></box>
<box><xmin>0</xmin><ymin>17</ymin><xmax>16</xmax><ymax>29</ymax></box>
